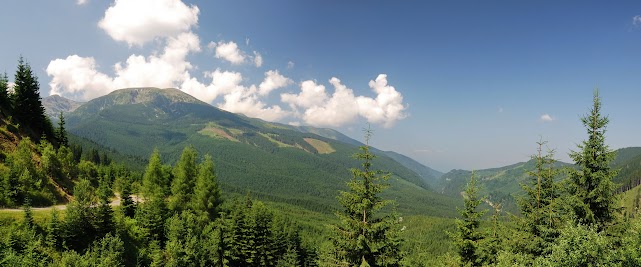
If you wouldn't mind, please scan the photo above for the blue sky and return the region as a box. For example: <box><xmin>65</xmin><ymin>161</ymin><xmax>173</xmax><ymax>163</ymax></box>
<box><xmin>2</xmin><ymin>1</ymin><xmax>641</xmax><ymax>171</ymax></box>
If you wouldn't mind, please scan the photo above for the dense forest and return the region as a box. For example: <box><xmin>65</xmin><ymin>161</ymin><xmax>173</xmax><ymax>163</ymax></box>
<box><xmin>2</xmin><ymin>57</ymin><xmax>641</xmax><ymax>266</ymax></box>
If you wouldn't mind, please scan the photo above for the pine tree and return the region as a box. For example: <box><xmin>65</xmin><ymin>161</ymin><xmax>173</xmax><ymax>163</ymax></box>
<box><xmin>191</xmin><ymin>154</ymin><xmax>221</xmax><ymax>221</ymax></box>
<box><xmin>11</xmin><ymin>56</ymin><xmax>53</xmax><ymax>140</ymax></box>
<box><xmin>46</xmin><ymin>208</ymin><xmax>62</xmax><ymax>249</ymax></box>
<box><xmin>119</xmin><ymin>179</ymin><xmax>135</xmax><ymax>218</ymax></box>
<box><xmin>0</xmin><ymin>72</ymin><xmax>10</xmax><ymax>114</ymax></box>
<box><xmin>516</xmin><ymin>139</ymin><xmax>561</xmax><ymax>256</ymax></box>
<box><xmin>169</xmin><ymin>146</ymin><xmax>198</xmax><ymax>212</ymax></box>
<box><xmin>22</xmin><ymin>198</ymin><xmax>34</xmax><ymax>229</ymax></box>
<box><xmin>142</xmin><ymin>149</ymin><xmax>169</xmax><ymax>200</ymax></box>
<box><xmin>567</xmin><ymin>90</ymin><xmax>618</xmax><ymax>229</ymax></box>
<box><xmin>330</xmin><ymin>128</ymin><xmax>403</xmax><ymax>267</ymax></box>
<box><xmin>451</xmin><ymin>171</ymin><xmax>486</xmax><ymax>267</ymax></box>
<box><xmin>94</xmin><ymin>177</ymin><xmax>114</xmax><ymax>238</ymax></box>
<box><xmin>56</xmin><ymin>112</ymin><xmax>68</xmax><ymax>147</ymax></box>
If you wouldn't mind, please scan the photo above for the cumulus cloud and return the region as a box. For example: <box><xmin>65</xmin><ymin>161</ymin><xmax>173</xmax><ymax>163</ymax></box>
<box><xmin>181</xmin><ymin>69</ymin><xmax>291</xmax><ymax>121</ymax></box>
<box><xmin>181</xmin><ymin>69</ymin><xmax>243</xmax><ymax>104</ymax></box>
<box><xmin>253</xmin><ymin>51</ymin><xmax>263</xmax><ymax>67</ymax></box>
<box><xmin>282</xmin><ymin>74</ymin><xmax>407</xmax><ymax>128</ymax></box>
<box><xmin>258</xmin><ymin>70</ymin><xmax>291</xmax><ymax>95</ymax></box>
<box><xmin>47</xmin><ymin>55</ymin><xmax>115</xmax><ymax>100</ymax></box>
<box><xmin>281</xmin><ymin>80</ymin><xmax>328</xmax><ymax>108</ymax></box>
<box><xmin>47</xmin><ymin>31</ymin><xmax>200</xmax><ymax>101</ymax></box>
<box><xmin>77</xmin><ymin>0</ymin><xmax>88</xmax><ymax>5</ymax></box>
<box><xmin>540</xmin><ymin>114</ymin><xmax>554</xmax><ymax>122</ymax></box>
<box><xmin>634</xmin><ymin>15</ymin><xmax>641</xmax><ymax>26</ymax></box>
<box><xmin>213</xmin><ymin>41</ymin><xmax>246</xmax><ymax>64</ymax></box>
<box><xmin>98</xmin><ymin>0</ymin><xmax>199</xmax><ymax>46</ymax></box>
<box><xmin>47</xmin><ymin>0</ymin><xmax>409</xmax><ymax>128</ymax></box>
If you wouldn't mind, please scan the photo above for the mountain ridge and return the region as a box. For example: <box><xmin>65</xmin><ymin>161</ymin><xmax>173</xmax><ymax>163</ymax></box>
<box><xmin>52</xmin><ymin>87</ymin><xmax>459</xmax><ymax>216</ymax></box>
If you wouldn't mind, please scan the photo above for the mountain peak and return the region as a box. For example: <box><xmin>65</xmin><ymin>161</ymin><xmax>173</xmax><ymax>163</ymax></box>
<box><xmin>104</xmin><ymin>87</ymin><xmax>205</xmax><ymax>105</ymax></box>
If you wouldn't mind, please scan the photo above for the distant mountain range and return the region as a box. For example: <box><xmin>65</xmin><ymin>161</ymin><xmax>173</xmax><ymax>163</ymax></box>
<box><xmin>42</xmin><ymin>94</ymin><xmax>83</xmax><ymax>119</ymax></box>
<box><xmin>42</xmin><ymin>89</ymin><xmax>641</xmax><ymax>216</ymax></box>
<box><xmin>43</xmin><ymin>88</ymin><xmax>459</xmax><ymax>217</ymax></box>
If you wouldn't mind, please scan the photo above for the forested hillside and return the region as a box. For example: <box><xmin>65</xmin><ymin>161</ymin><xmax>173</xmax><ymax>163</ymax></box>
<box><xmin>59</xmin><ymin>87</ymin><xmax>458</xmax><ymax>216</ymax></box>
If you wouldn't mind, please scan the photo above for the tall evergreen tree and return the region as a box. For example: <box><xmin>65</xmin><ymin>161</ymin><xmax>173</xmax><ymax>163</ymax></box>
<box><xmin>11</xmin><ymin>56</ymin><xmax>53</xmax><ymax>140</ymax></box>
<box><xmin>451</xmin><ymin>171</ymin><xmax>486</xmax><ymax>267</ymax></box>
<box><xmin>169</xmin><ymin>146</ymin><xmax>198</xmax><ymax>212</ymax></box>
<box><xmin>56</xmin><ymin>112</ymin><xmax>68</xmax><ymax>147</ymax></box>
<box><xmin>191</xmin><ymin>154</ymin><xmax>221</xmax><ymax>221</ymax></box>
<box><xmin>142</xmin><ymin>149</ymin><xmax>169</xmax><ymax>200</ymax></box>
<box><xmin>516</xmin><ymin>140</ymin><xmax>561</xmax><ymax>256</ymax></box>
<box><xmin>0</xmin><ymin>72</ymin><xmax>10</xmax><ymax>114</ymax></box>
<box><xmin>330</xmin><ymin>129</ymin><xmax>403</xmax><ymax>267</ymax></box>
<box><xmin>94</xmin><ymin>177</ymin><xmax>114</xmax><ymax>238</ymax></box>
<box><xmin>567</xmin><ymin>90</ymin><xmax>618</xmax><ymax>229</ymax></box>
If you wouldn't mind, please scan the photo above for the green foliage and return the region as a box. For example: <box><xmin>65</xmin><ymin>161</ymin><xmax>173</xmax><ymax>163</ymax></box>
<box><xmin>11</xmin><ymin>56</ymin><xmax>55</xmax><ymax>142</ymax></box>
<box><xmin>513</xmin><ymin>140</ymin><xmax>562</xmax><ymax>257</ymax></box>
<box><xmin>191</xmin><ymin>154</ymin><xmax>221</xmax><ymax>221</ymax></box>
<box><xmin>169</xmin><ymin>146</ymin><xmax>198</xmax><ymax>212</ymax></box>
<box><xmin>450</xmin><ymin>171</ymin><xmax>486</xmax><ymax>267</ymax></box>
<box><xmin>329</xmin><ymin>131</ymin><xmax>403</xmax><ymax>267</ymax></box>
<box><xmin>141</xmin><ymin>149</ymin><xmax>170</xmax><ymax>200</ymax></box>
<box><xmin>567</xmin><ymin>90</ymin><xmax>619</xmax><ymax>229</ymax></box>
<box><xmin>56</xmin><ymin>112</ymin><xmax>68</xmax><ymax>147</ymax></box>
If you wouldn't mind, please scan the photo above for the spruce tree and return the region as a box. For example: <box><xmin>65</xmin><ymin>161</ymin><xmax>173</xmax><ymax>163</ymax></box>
<box><xmin>516</xmin><ymin>139</ymin><xmax>561</xmax><ymax>256</ymax></box>
<box><xmin>567</xmin><ymin>90</ymin><xmax>618</xmax><ymax>229</ymax></box>
<box><xmin>94</xmin><ymin>177</ymin><xmax>114</xmax><ymax>238</ymax></box>
<box><xmin>451</xmin><ymin>171</ymin><xmax>486</xmax><ymax>267</ymax></box>
<box><xmin>169</xmin><ymin>146</ymin><xmax>198</xmax><ymax>212</ymax></box>
<box><xmin>142</xmin><ymin>149</ymin><xmax>169</xmax><ymax>200</ymax></box>
<box><xmin>12</xmin><ymin>56</ymin><xmax>53</xmax><ymax>140</ymax></box>
<box><xmin>191</xmin><ymin>154</ymin><xmax>221</xmax><ymax>221</ymax></box>
<box><xmin>330</xmin><ymin>129</ymin><xmax>403</xmax><ymax>267</ymax></box>
<box><xmin>0</xmin><ymin>72</ymin><xmax>10</xmax><ymax>114</ymax></box>
<box><xmin>56</xmin><ymin>112</ymin><xmax>68</xmax><ymax>147</ymax></box>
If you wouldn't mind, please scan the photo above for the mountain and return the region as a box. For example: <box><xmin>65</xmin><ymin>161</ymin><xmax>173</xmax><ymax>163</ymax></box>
<box><xmin>381</xmin><ymin>151</ymin><xmax>443</xmax><ymax>188</ymax></box>
<box><xmin>612</xmin><ymin>147</ymin><xmax>641</xmax><ymax>190</ymax></box>
<box><xmin>42</xmin><ymin>94</ymin><xmax>83</xmax><ymax>119</ymax></box>
<box><xmin>438</xmin><ymin>159</ymin><xmax>572</xmax><ymax>211</ymax></box>
<box><xmin>64</xmin><ymin>87</ymin><xmax>458</xmax><ymax>216</ymax></box>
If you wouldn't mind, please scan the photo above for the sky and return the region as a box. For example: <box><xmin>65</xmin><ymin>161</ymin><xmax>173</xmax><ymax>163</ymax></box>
<box><xmin>2</xmin><ymin>0</ymin><xmax>641</xmax><ymax>172</ymax></box>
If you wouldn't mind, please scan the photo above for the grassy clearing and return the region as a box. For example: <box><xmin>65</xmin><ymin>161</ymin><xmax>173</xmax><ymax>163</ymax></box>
<box><xmin>304</xmin><ymin>138</ymin><xmax>336</xmax><ymax>154</ymax></box>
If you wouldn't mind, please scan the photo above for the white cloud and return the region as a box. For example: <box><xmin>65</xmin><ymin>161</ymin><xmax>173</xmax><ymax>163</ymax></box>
<box><xmin>181</xmin><ymin>69</ymin><xmax>243</xmax><ymax>104</ymax></box>
<box><xmin>253</xmin><ymin>51</ymin><xmax>263</xmax><ymax>67</ymax></box>
<box><xmin>287</xmin><ymin>61</ymin><xmax>295</xmax><ymax>69</ymax></box>
<box><xmin>98</xmin><ymin>0</ymin><xmax>199</xmax><ymax>46</ymax></box>
<box><xmin>7</xmin><ymin>82</ymin><xmax>15</xmax><ymax>94</ymax></box>
<box><xmin>281</xmin><ymin>80</ymin><xmax>328</xmax><ymax>108</ymax></box>
<box><xmin>76</xmin><ymin>0</ymin><xmax>88</xmax><ymax>5</ymax></box>
<box><xmin>300</xmin><ymin>78</ymin><xmax>360</xmax><ymax>127</ymax></box>
<box><xmin>47</xmin><ymin>55</ymin><xmax>115</xmax><ymax>100</ymax></box>
<box><xmin>214</xmin><ymin>41</ymin><xmax>246</xmax><ymax>64</ymax></box>
<box><xmin>357</xmin><ymin>74</ymin><xmax>408</xmax><ymax>127</ymax></box>
<box><xmin>540</xmin><ymin>114</ymin><xmax>554</xmax><ymax>122</ymax></box>
<box><xmin>281</xmin><ymin>74</ymin><xmax>407</xmax><ymax>128</ymax></box>
<box><xmin>634</xmin><ymin>15</ymin><xmax>641</xmax><ymax>26</ymax></box>
<box><xmin>47</xmin><ymin>31</ymin><xmax>200</xmax><ymax>101</ymax></box>
<box><xmin>258</xmin><ymin>70</ymin><xmax>291</xmax><ymax>95</ymax></box>
<box><xmin>218</xmin><ymin>88</ymin><xmax>290</xmax><ymax>121</ymax></box>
